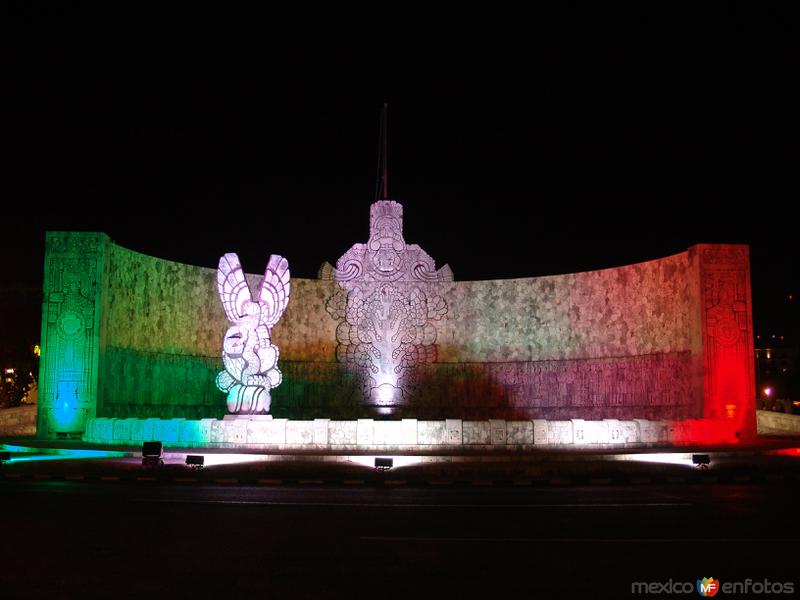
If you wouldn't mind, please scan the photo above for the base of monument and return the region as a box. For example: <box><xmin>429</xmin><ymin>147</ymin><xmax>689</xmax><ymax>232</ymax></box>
<box><xmin>82</xmin><ymin>416</ymin><xmax>742</xmax><ymax>449</ymax></box>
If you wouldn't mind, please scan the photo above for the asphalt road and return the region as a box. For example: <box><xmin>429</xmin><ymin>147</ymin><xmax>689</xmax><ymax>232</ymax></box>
<box><xmin>1</xmin><ymin>480</ymin><xmax>798</xmax><ymax>599</ymax></box>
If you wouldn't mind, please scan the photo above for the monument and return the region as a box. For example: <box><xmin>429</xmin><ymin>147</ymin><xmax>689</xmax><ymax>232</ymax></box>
<box><xmin>36</xmin><ymin>200</ymin><xmax>756</xmax><ymax>449</ymax></box>
<box><xmin>325</xmin><ymin>200</ymin><xmax>451</xmax><ymax>414</ymax></box>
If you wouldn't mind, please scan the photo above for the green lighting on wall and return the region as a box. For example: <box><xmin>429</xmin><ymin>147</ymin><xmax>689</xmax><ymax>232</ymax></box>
<box><xmin>0</xmin><ymin>443</ymin><xmax>128</xmax><ymax>463</ymax></box>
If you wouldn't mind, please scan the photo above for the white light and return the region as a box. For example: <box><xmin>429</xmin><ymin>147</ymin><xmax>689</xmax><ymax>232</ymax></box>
<box><xmin>616</xmin><ymin>453</ymin><xmax>695</xmax><ymax>467</ymax></box>
<box><xmin>195</xmin><ymin>453</ymin><xmax>271</xmax><ymax>467</ymax></box>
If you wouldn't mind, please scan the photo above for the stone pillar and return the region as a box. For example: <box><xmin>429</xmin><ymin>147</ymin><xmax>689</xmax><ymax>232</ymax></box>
<box><xmin>37</xmin><ymin>232</ymin><xmax>109</xmax><ymax>439</ymax></box>
<box><xmin>695</xmin><ymin>244</ymin><xmax>756</xmax><ymax>441</ymax></box>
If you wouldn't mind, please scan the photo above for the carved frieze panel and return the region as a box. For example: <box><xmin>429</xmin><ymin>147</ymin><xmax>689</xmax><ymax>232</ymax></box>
<box><xmin>326</xmin><ymin>201</ymin><xmax>452</xmax><ymax>413</ymax></box>
<box><xmin>38</xmin><ymin>232</ymin><xmax>106</xmax><ymax>436</ymax></box>
<box><xmin>699</xmin><ymin>245</ymin><xmax>754</xmax><ymax>429</ymax></box>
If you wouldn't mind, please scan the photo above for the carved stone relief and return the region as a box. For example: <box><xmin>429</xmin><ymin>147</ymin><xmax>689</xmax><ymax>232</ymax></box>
<box><xmin>325</xmin><ymin>201</ymin><xmax>452</xmax><ymax>413</ymax></box>
<box><xmin>38</xmin><ymin>232</ymin><xmax>105</xmax><ymax>436</ymax></box>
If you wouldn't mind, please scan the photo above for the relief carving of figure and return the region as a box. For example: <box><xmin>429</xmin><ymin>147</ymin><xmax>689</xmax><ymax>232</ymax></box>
<box><xmin>216</xmin><ymin>253</ymin><xmax>290</xmax><ymax>414</ymax></box>
<box><xmin>324</xmin><ymin>201</ymin><xmax>452</xmax><ymax>413</ymax></box>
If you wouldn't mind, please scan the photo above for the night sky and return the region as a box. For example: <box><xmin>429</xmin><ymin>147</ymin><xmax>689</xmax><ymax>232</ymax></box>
<box><xmin>2</xmin><ymin>6</ymin><xmax>797</xmax><ymax>353</ymax></box>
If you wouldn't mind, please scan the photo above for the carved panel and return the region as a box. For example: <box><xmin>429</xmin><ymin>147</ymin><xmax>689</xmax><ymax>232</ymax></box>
<box><xmin>332</xmin><ymin>201</ymin><xmax>453</xmax><ymax>284</ymax></box>
<box><xmin>38</xmin><ymin>232</ymin><xmax>107</xmax><ymax>437</ymax></box>
<box><xmin>699</xmin><ymin>245</ymin><xmax>755</xmax><ymax>434</ymax></box>
<box><xmin>326</xmin><ymin>201</ymin><xmax>453</xmax><ymax>414</ymax></box>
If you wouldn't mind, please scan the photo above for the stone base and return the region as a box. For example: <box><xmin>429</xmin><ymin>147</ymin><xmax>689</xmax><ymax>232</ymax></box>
<box><xmin>82</xmin><ymin>416</ymin><xmax>741</xmax><ymax>449</ymax></box>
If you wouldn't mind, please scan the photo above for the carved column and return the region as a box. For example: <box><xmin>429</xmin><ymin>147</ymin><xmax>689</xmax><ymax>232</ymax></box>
<box><xmin>37</xmin><ymin>232</ymin><xmax>109</xmax><ymax>438</ymax></box>
<box><xmin>697</xmin><ymin>244</ymin><xmax>756</xmax><ymax>439</ymax></box>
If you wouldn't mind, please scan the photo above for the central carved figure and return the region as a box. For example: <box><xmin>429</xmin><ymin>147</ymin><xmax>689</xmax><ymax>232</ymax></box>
<box><xmin>216</xmin><ymin>253</ymin><xmax>290</xmax><ymax>414</ymax></box>
<box><xmin>326</xmin><ymin>200</ymin><xmax>452</xmax><ymax>413</ymax></box>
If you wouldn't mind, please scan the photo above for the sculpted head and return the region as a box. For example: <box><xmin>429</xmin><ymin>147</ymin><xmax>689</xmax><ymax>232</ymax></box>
<box><xmin>368</xmin><ymin>200</ymin><xmax>405</xmax><ymax>252</ymax></box>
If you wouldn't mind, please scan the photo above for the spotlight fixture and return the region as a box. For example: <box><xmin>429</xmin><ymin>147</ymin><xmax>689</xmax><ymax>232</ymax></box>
<box><xmin>185</xmin><ymin>455</ymin><xmax>205</xmax><ymax>469</ymax></box>
<box><xmin>0</xmin><ymin>451</ymin><xmax>11</xmax><ymax>464</ymax></box>
<box><xmin>692</xmin><ymin>454</ymin><xmax>711</xmax><ymax>469</ymax></box>
<box><xmin>374</xmin><ymin>457</ymin><xmax>393</xmax><ymax>471</ymax></box>
<box><xmin>141</xmin><ymin>441</ymin><xmax>163</xmax><ymax>467</ymax></box>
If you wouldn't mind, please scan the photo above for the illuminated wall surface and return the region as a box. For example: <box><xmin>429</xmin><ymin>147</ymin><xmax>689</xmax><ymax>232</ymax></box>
<box><xmin>37</xmin><ymin>206</ymin><xmax>756</xmax><ymax>444</ymax></box>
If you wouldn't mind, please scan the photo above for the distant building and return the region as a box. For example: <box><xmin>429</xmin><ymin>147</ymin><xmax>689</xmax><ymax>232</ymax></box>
<box><xmin>755</xmin><ymin>344</ymin><xmax>799</xmax><ymax>411</ymax></box>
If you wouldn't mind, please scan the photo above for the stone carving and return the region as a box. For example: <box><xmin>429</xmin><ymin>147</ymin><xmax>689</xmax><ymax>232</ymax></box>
<box><xmin>701</xmin><ymin>254</ymin><xmax>752</xmax><ymax>422</ymax></box>
<box><xmin>326</xmin><ymin>201</ymin><xmax>452</xmax><ymax>413</ymax></box>
<box><xmin>327</xmin><ymin>284</ymin><xmax>447</xmax><ymax>409</ymax></box>
<box><xmin>39</xmin><ymin>232</ymin><xmax>105</xmax><ymax>436</ymax></box>
<box><xmin>332</xmin><ymin>201</ymin><xmax>453</xmax><ymax>284</ymax></box>
<box><xmin>216</xmin><ymin>253</ymin><xmax>290</xmax><ymax>414</ymax></box>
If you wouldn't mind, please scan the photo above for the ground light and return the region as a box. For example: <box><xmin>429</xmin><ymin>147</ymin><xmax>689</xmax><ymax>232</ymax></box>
<box><xmin>692</xmin><ymin>454</ymin><xmax>711</xmax><ymax>469</ymax></box>
<box><xmin>141</xmin><ymin>441</ymin><xmax>163</xmax><ymax>467</ymax></box>
<box><xmin>185</xmin><ymin>455</ymin><xmax>205</xmax><ymax>469</ymax></box>
<box><xmin>0</xmin><ymin>451</ymin><xmax>10</xmax><ymax>464</ymax></box>
<box><xmin>374</xmin><ymin>457</ymin><xmax>393</xmax><ymax>471</ymax></box>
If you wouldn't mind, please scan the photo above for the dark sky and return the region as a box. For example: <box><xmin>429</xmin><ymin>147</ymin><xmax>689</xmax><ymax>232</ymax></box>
<box><xmin>1</xmin><ymin>5</ymin><xmax>797</xmax><ymax>346</ymax></box>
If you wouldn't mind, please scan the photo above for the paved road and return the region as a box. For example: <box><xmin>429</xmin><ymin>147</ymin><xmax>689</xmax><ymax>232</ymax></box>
<box><xmin>1</xmin><ymin>480</ymin><xmax>798</xmax><ymax>598</ymax></box>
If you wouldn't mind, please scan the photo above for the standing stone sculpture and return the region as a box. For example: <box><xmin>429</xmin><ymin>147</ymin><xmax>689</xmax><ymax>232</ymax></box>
<box><xmin>325</xmin><ymin>200</ymin><xmax>452</xmax><ymax>413</ymax></box>
<box><xmin>215</xmin><ymin>253</ymin><xmax>290</xmax><ymax>414</ymax></box>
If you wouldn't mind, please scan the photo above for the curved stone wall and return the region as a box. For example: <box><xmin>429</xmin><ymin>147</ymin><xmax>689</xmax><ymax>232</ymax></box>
<box><xmin>36</xmin><ymin>230</ymin><xmax>755</xmax><ymax>444</ymax></box>
<box><xmin>93</xmin><ymin>239</ymin><xmax>703</xmax><ymax>422</ymax></box>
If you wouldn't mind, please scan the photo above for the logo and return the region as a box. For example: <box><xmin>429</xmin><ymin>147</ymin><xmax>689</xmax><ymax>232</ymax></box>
<box><xmin>697</xmin><ymin>577</ymin><xmax>719</xmax><ymax>597</ymax></box>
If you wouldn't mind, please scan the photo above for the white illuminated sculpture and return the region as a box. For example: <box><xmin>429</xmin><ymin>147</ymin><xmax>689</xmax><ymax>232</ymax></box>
<box><xmin>215</xmin><ymin>253</ymin><xmax>290</xmax><ymax>414</ymax></box>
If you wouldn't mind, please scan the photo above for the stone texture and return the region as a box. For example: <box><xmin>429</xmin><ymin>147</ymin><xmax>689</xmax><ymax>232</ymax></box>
<box><xmin>489</xmin><ymin>419</ymin><xmax>506</xmax><ymax>445</ymax></box>
<box><xmin>418</xmin><ymin>420</ymin><xmax>446</xmax><ymax>445</ymax></box>
<box><xmin>286</xmin><ymin>421</ymin><xmax>314</xmax><ymax>445</ymax></box>
<box><xmin>547</xmin><ymin>421</ymin><xmax>573</xmax><ymax>445</ymax></box>
<box><xmin>210</xmin><ymin>420</ymin><xmax>225</xmax><ymax>443</ymax></box>
<box><xmin>373</xmin><ymin>421</ymin><xmax>404</xmax><ymax>445</ymax></box>
<box><xmin>329</xmin><ymin>421</ymin><xmax>357</xmax><ymax>445</ymax></box>
<box><xmin>757</xmin><ymin>410</ymin><xmax>800</xmax><ymax>435</ymax></box>
<box><xmin>506</xmin><ymin>421</ymin><xmax>533</xmax><ymax>445</ymax></box>
<box><xmin>401</xmin><ymin>419</ymin><xmax>418</xmax><ymax>445</ymax></box>
<box><xmin>463</xmin><ymin>421</ymin><xmax>491</xmax><ymax>445</ymax></box>
<box><xmin>130</xmin><ymin>418</ymin><xmax>154</xmax><ymax>442</ymax></box>
<box><xmin>99</xmin><ymin>418</ymin><xmax>115</xmax><ymax>441</ymax></box>
<box><xmin>635</xmin><ymin>419</ymin><xmax>669</xmax><ymax>444</ymax></box>
<box><xmin>313</xmin><ymin>419</ymin><xmax>330</xmax><ymax>445</ymax></box>
<box><xmin>223</xmin><ymin>419</ymin><xmax>247</xmax><ymax>444</ymax></box>
<box><xmin>263</xmin><ymin>419</ymin><xmax>287</xmax><ymax>445</ymax></box>
<box><xmin>571</xmin><ymin>419</ymin><xmax>610</xmax><ymax>445</ymax></box>
<box><xmin>603</xmin><ymin>419</ymin><xmax>640</xmax><ymax>444</ymax></box>
<box><xmin>356</xmin><ymin>419</ymin><xmax>374</xmax><ymax>445</ymax></box>
<box><xmin>112</xmin><ymin>418</ymin><xmax>132</xmax><ymax>442</ymax></box>
<box><xmin>78</xmin><ymin>416</ymin><xmax>718</xmax><ymax>449</ymax></box>
<box><xmin>445</xmin><ymin>419</ymin><xmax>463</xmax><ymax>445</ymax></box>
<box><xmin>532</xmin><ymin>419</ymin><xmax>548</xmax><ymax>445</ymax></box>
<box><xmin>0</xmin><ymin>406</ymin><xmax>37</xmax><ymax>437</ymax></box>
